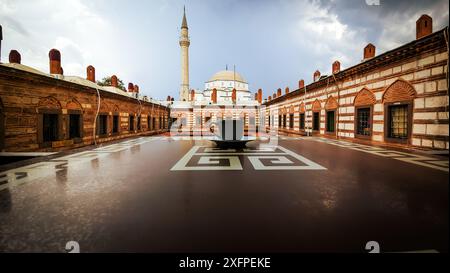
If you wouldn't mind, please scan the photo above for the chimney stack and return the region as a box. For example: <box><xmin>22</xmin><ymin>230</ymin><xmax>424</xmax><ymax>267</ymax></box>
<box><xmin>277</xmin><ymin>88</ymin><xmax>282</xmax><ymax>97</ymax></box>
<box><xmin>9</xmin><ymin>50</ymin><xmax>21</xmax><ymax>64</ymax></box>
<box><xmin>332</xmin><ymin>61</ymin><xmax>340</xmax><ymax>74</ymax></box>
<box><xmin>111</xmin><ymin>75</ymin><xmax>118</xmax><ymax>87</ymax></box>
<box><xmin>273</xmin><ymin>93</ymin><xmax>276</xmax><ymax>99</ymax></box>
<box><xmin>299</xmin><ymin>80</ymin><xmax>305</xmax><ymax>89</ymax></box>
<box><xmin>49</xmin><ymin>49</ymin><xmax>62</xmax><ymax>75</ymax></box>
<box><xmin>134</xmin><ymin>85</ymin><xmax>139</xmax><ymax>93</ymax></box>
<box><xmin>268</xmin><ymin>96</ymin><xmax>272</xmax><ymax>101</ymax></box>
<box><xmin>191</xmin><ymin>90</ymin><xmax>195</xmax><ymax>101</ymax></box>
<box><xmin>86</xmin><ymin>65</ymin><xmax>95</xmax><ymax>82</ymax></box>
<box><xmin>416</xmin><ymin>14</ymin><xmax>432</xmax><ymax>39</ymax></box>
<box><xmin>257</xmin><ymin>89</ymin><xmax>263</xmax><ymax>104</ymax></box>
<box><xmin>313</xmin><ymin>70</ymin><xmax>321</xmax><ymax>82</ymax></box>
<box><xmin>363</xmin><ymin>44</ymin><xmax>376</xmax><ymax>60</ymax></box>
<box><xmin>254</xmin><ymin>93</ymin><xmax>258</xmax><ymax>100</ymax></box>
<box><xmin>167</xmin><ymin>96</ymin><xmax>171</xmax><ymax>101</ymax></box>
<box><xmin>212</xmin><ymin>88</ymin><xmax>217</xmax><ymax>103</ymax></box>
<box><xmin>285</xmin><ymin>87</ymin><xmax>290</xmax><ymax>94</ymax></box>
<box><xmin>128</xmin><ymin>82</ymin><xmax>134</xmax><ymax>92</ymax></box>
<box><xmin>232</xmin><ymin>88</ymin><xmax>237</xmax><ymax>103</ymax></box>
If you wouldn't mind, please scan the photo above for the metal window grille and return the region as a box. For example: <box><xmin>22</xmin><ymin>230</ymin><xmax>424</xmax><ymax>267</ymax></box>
<box><xmin>389</xmin><ymin>105</ymin><xmax>408</xmax><ymax>139</ymax></box>
<box><xmin>357</xmin><ymin>108</ymin><xmax>371</xmax><ymax>136</ymax></box>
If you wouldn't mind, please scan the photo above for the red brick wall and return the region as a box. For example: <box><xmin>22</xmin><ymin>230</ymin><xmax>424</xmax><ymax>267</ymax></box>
<box><xmin>0</xmin><ymin>65</ymin><xmax>169</xmax><ymax>152</ymax></box>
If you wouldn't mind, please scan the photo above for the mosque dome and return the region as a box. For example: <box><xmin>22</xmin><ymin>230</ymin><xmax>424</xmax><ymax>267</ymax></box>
<box><xmin>207</xmin><ymin>70</ymin><xmax>247</xmax><ymax>83</ymax></box>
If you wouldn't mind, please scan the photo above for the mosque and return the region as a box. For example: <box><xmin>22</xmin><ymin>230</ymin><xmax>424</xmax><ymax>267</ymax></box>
<box><xmin>170</xmin><ymin>8</ymin><xmax>263</xmax><ymax>136</ymax></box>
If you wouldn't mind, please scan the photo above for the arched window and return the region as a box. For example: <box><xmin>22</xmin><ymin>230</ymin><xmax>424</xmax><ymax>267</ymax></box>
<box><xmin>312</xmin><ymin>99</ymin><xmax>322</xmax><ymax>132</ymax></box>
<box><xmin>289</xmin><ymin>106</ymin><xmax>295</xmax><ymax>129</ymax></box>
<box><xmin>354</xmin><ymin>88</ymin><xmax>376</xmax><ymax>138</ymax></box>
<box><xmin>112</xmin><ymin>105</ymin><xmax>120</xmax><ymax>135</ymax></box>
<box><xmin>37</xmin><ymin>96</ymin><xmax>63</xmax><ymax>147</ymax></box>
<box><xmin>299</xmin><ymin>103</ymin><xmax>306</xmax><ymax>130</ymax></box>
<box><xmin>382</xmin><ymin>79</ymin><xmax>416</xmax><ymax>143</ymax></box>
<box><xmin>325</xmin><ymin>96</ymin><xmax>338</xmax><ymax>133</ymax></box>
<box><xmin>96</xmin><ymin>101</ymin><xmax>110</xmax><ymax>137</ymax></box>
<box><xmin>66</xmin><ymin>98</ymin><xmax>84</xmax><ymax>141</ymax></box>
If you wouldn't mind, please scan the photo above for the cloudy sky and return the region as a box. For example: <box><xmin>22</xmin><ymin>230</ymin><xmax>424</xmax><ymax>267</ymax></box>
<box><xmin>0</xmin><ymin>0</ymin><xmax>448</xmax><ymax>100</ymax></box>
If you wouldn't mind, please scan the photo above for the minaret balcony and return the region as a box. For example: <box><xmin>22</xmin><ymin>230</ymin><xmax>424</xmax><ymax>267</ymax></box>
<box><xmin>179</xmin><ymin>40</ymin><xmax>190</xmax><ymax>47</ymax></box>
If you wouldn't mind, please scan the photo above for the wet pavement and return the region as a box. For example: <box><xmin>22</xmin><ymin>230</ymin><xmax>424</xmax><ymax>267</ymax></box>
<box><xmin>0</xmin><ymin>136</ymin><xmax>448</xmax><ymax>253</ymax></box>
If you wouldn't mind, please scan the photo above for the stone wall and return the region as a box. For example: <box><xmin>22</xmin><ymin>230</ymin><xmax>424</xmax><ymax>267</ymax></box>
<box><xmin>264</xmin><ymin>28</ymin><xmax>449</xmax><ymax>150</ymax></box>
<box><xmin>0</xmin><ymin>65</ymin><xmax>169</xmax><ymax>152</ymax></box>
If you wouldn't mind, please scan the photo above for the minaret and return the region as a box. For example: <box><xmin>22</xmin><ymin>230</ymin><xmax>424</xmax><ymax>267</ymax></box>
<box><xmin>179</xmin><ymin>6</ymin><xmax>190</xmax><ymax>101</ymax></box>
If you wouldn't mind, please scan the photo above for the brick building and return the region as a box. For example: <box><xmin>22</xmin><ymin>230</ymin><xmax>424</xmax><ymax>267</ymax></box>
<box><xmin>264</xmin><ymin>15</ymin><xmax>449</xmax><ymax>150</ymax></box>
<box><xmin>0</xmin><ymin>47</ymin><xmax>170</xmax><ymax>152</ymax></box>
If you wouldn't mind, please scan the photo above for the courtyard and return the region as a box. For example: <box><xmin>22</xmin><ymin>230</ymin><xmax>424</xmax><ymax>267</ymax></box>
<box><xmin>0</xmin><ymin>136</ymin><xmax>448</xmax><ymax>253</ymax></box>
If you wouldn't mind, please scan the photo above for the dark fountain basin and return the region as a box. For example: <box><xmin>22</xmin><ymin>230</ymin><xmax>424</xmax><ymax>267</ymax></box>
<box><xmin>210</xmin><ymin>119</ymin><xmax>256</xmax><ymax>149</ymax></box>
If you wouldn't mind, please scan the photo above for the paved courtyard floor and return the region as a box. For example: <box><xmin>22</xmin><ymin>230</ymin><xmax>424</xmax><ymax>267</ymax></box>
<box><xmin>0</xmin><ymin>136</ymin><xmax>448</xmax><ymax>252</ymax></box>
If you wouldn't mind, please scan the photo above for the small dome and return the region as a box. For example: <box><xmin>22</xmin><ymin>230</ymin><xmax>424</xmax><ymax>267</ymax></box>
<box><xmin>207</xmin><ymin>70</ymin><xmax>247</xmax><ymax>83</ymax></box>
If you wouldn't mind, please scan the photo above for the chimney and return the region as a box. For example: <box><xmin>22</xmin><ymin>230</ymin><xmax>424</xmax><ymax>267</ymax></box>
<box><xmin>134</xmin><ymin>85</ymin><xmax>139</xmax><ymax>93</ymax></box>
<box><xmin>254</xmin><ymin>93</ymin><xmax>258</xmax><ymax>100</ymax></box>
<box><xmin>86</xmin><ymin>65</ymin><xmax>95</xmax><ymax>82</ymax></box>
<box><xmin>363</xmin><ymin>44</ymin><xmax>376</xmax><ymax>60</ymax></box>
<box><xmin>285</xmin><ymin>87</ymin><xmax>290</xmax><ymax>94</ymax></box>
<box><xmin>258</xmin><ymin>89</ymin><xmax>263</xmax><ymax>104</ymax></box>
<box><xmin>9</xmin><ymin>50</ymin><xmax>21</xmax><ymax>64</ymax></box>
<box><xmin>111</xmin><ymin>75</ymin><xmax>118</xmax><ymax>87</ymax></box>
<box><xmin>273</xmin><ymin>93</ymin><xmax>276</xmax><ymax>99</ymax></box>
<box><xmin>232</xmin><ymin>88</ymin><xmax>237</xmax><ymax>103</ymax></box>
<box><xmin>167</xmin><ymin>96</ymin><xmax>171</xmax><ymax>101</ymax></box>
<box><xmin>49</xmin><ymin>49</ymin><xmax>61</xmax><ymax>74</ymax></box>
<box><xmin>299</xmin><ymin>80</ymin><xmax>305</xmax><ymax>89</ymax></box>
<box><xmin>128</xmin><ymin>82</ymin><xmax>134</xmax><ymax>92</ymax></box>
<box><xmin>313</xmin><ymin>70</ymin><xmax>321</xmax><ymax>82</ymax></box>
<box><xmin>277</xmin><ymin>88</ymin><xmax>282</xmax><ymax>97</ymax></box>
<box><xmin>416</xmin><ymin>14</ymin><xmax>432</xmax><ymax>39</ymax></box>
<box><xmin>268</xmin><ymin>96</ymin><xmax>272</xmax><ymax>101</ymax></box>
<box><xmin>212</xmin><ymin>88</ymin><xmax>217</xmax><ymax>103</ymax></box>
<box><xmin>191</xmin><ymin>89</ymin><xmax>195</xmax><ymax>101</ymax></box>
<box><xmin>332</xmin><ymin>61</ymin><xmax>340</xmax><ymax>74</ymax></box>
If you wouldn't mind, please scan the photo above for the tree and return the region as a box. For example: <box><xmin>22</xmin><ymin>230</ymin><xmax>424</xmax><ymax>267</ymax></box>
<box><xmin>97</xmin><ymin>76</ymin><xmax>126</xmax><ymax>91</ymax></box>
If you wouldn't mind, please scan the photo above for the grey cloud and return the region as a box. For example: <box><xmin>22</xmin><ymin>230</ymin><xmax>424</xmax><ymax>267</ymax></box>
<box><xmin>0</xmin><ymin>16</ymin><xmax>29</xmax><ymax>36</ymax></box>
